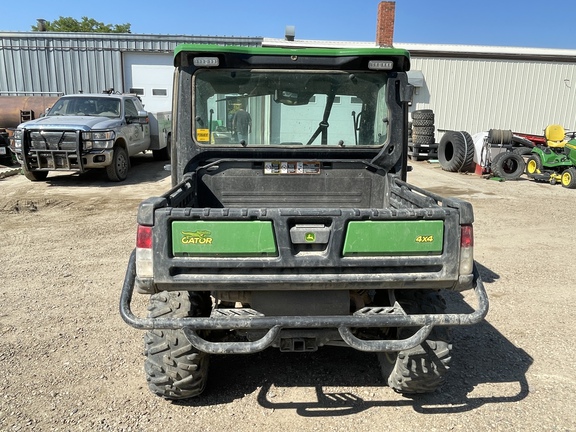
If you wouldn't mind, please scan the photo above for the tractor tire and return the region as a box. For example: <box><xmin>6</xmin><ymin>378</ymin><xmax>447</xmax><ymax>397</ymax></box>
<box><xmin>105</xmin><ymin>146</ymin><xmax>130</xmax><ymax>182</ymax></box>
<box><xmin>526</xmin><ymin>154</ymin><xmax>543</xmax><ymax>176</ymax></box>
<box><xmin>561</xmin><ymin>167</ymin><xmax>576</xmax><ymax>189</ymax></box>
<box><xmin>144</xmin><ymin>291</ymin><xmax>212</xmax><ymax>400</ymax></box>
<box><xmin>384</xmin><ymin>290</ymin><xmax>452</xmax><ymax>394</ymax></box>
<box><xmin>491</xmin><ymin>152</ymin><xmax>525</xmax><ymax>180</ymax></box>
<box><xmin>438</xmin><ymin>130</ymin><xmax>475</xmax><ymax>172</ymax></box>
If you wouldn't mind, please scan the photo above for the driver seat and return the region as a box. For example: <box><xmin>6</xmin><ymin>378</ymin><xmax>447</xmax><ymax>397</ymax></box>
<box><xmin>545</xmin><ymin>124</ymin><xmax>567</xmax><ymax>148</ymax></box>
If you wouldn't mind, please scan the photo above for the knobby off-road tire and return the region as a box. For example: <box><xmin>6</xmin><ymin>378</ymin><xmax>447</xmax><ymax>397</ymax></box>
<box><xmin>382</xmin><ymin>290</ymin><xmax>452</xmax><ymax>394</ymax></box>
<box><xmin>438</xmin><ymin>131</ymin><xmax>475</xmax><ymax>173</ymax></box>
<box><xmin>411</xmin><ymin>109</ymin><xmax>435</xmax><ymax>122</ymax></box>
<box><xmin>144</xmin><ymin>291</ymin><xmax>212</xmax><ymax>400</ymax></box>
<box><xmin>411</xmin><ymin>134</ymin><xmax>436</xmax><ymax>145</ymax></box>
<box><xmin>491</xmin><ymin>152</ymin><xmax>526</xmax><ymax>180</ymax></box>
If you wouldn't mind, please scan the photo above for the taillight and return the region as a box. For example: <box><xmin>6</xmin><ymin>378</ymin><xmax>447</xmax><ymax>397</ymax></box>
<box><xmin>136</xmin><ymin>225</ymin><xmax>153</xmax><ymax>279</ymax></box>
<box><xmin>137</xmin><ymin>225</ymin><xmax>152</xmax><ymax>249</ymax></box>
<box><xmin>459</xmin><ymin>225</ymin><xmax>474</xmax><ymax>275</ymax></box>
<box><xmin>460</xmin><ymin>225</ymin><xmax>474</xmax><ymax>248</ymax></box>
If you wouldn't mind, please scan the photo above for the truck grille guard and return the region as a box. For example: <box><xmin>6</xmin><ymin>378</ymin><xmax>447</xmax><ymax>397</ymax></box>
<box><xmin>119</xmin><ymin>250</ymin><xmax>489</xmax><ymax>354</ymax></box>
<box><xmin>22</xmin><ymin>129</ymin><xmax>85</xmax><ymax>172</ymax></box>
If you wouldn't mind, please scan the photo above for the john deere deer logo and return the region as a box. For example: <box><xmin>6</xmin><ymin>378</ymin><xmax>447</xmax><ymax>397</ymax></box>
<box><xmin>181</xmin><ymin>230</ymin><xmax>213</xmax><ymax>244</ymax></box>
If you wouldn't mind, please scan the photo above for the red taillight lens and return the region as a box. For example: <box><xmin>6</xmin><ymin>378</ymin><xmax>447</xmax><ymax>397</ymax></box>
<box><xmin>137</xmin><ymin>225</ymin><xmax>153</xmax><ymax>249</ymax></box>
<box><xmin>461</xmin><ymin>225</ymin><xmax>474</xmax><ymax>248</ymax></box>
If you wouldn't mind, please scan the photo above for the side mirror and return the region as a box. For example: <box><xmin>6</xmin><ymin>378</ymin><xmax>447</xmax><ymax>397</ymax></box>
<box><xmin>127</xmin><ymin>110</ymin><xmax>149</xmax><ymax>124</ymax></box>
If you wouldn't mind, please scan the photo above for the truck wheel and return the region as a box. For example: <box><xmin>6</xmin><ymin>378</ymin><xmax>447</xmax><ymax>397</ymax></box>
<box><xmin>105</xmin><ymin>146</ymin><xmax>129</xmax><ymax>181</ymax></box>
<box><xmin>144</xmin><ymin>291</ymin><xmax>212</xmax><ymax>400</ymax></box>
<box><xmin>561</xmin><ymin>167</ymin><xmax>576</xmax><ymax>188</ymax></box>
<box><xmin>22</xmin><ymin>165</ymin><xmax>48</xmax><ymax>181</ymax></box>
<box><xmin>526</xmin><ymin>154</ymin><xmax>543</xmax><ymax>176</ymax></box>
<box><xmin>385</xmin><ymin>290</ymin><xmax>452</xmax><ymax>394</ymax></box>
<box><xmin>491</xmin><ymin>152</ymin><xmax>525</xmax><ymax>180</ymax></box>
<box><xmin>438</xmin><ymin>131</ymin><xmax>475</xmax><ymax>173</ymax></box>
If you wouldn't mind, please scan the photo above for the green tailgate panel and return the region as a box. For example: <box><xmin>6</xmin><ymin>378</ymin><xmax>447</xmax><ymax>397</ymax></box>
<box><xmin>172</xmin><ymin>221</ymin><xmax>277</xmax><ymax>256</ymax></box>
<box><xmin>343</xmin><ymin>220</ymin><xmax>444</xmax><ymax>255</ymax></box>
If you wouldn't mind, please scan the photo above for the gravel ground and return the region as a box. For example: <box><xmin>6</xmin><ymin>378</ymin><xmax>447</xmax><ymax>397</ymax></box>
<box><xmin>0</xmin><ymin>153</ymin><xmax>575</xmax><ymax>431</ymax></box>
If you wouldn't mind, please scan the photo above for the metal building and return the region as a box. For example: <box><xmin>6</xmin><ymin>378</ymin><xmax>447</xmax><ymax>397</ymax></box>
<box><xmin>264</xmin><ymin>38</ymin><xmax>576</xmax><ymax>137</ymax></box>
<box><xmin>403</xmin><ymin>43</ymin><xmax>576</xmax><ymax>137</ymax></box>
<box><xmin>2</xmin><ymin>32</ymin><xmax>576</xmax><ymax>138</ymax></box>
<box><xmin>0</xmin><ymin>31</ymin><xmax>262</xmax><ymax>111</ymax></box>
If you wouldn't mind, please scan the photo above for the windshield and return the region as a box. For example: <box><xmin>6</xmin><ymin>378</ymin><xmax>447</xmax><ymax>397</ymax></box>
<box><xmin>193</xmin><ymin>69</ymin><xmax>389</xmax><ymax>147</ymax></box>
<box><xmin>48</xmin><ymin>97</ymin><xmax>121</xmax><ymax>118</ymax></box>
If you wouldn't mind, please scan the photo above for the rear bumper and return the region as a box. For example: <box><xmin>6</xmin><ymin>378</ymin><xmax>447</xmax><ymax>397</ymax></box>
<box><xmin>119</xmin><ymin>250</ymin><xmax>489</xmax><ymax>354</ymax></box>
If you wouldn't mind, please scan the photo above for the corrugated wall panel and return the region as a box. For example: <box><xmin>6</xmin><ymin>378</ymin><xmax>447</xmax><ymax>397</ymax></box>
<box><xmin>0</xmin><ymin>32</ymin><xmax>262</xmax><ymax>96</ymax></box>
<box><xmin>411</xmin><ymin>56</ymin><xmax>576</xmax><ymax>136</ymax></box>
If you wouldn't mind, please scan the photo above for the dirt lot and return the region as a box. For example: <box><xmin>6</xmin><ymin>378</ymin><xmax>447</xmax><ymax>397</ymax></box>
<box><xmin>1</xmin><ymin>154</ymin><xmax>574</xmax><ymax>431</ymax></box>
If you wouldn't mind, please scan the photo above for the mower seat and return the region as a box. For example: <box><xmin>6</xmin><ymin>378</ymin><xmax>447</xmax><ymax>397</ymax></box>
<box><xmin>545</xmin><ymin>124</ymin><xmax>567</xmax><ymax>148</ymax></box>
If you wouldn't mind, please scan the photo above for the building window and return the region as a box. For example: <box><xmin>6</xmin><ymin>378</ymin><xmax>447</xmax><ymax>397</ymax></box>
<box><xmin>129</xmin><ymin>88</ymin><xmax>144</xmax><ymax>95</ymax></box>
<box><xmin>152</xmin><ymin>89</ymin><xmax>167</xmax><ymax>96</ymax></box>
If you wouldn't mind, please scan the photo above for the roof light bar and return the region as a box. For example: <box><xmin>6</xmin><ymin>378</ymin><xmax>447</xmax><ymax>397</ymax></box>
<box><xmin>193</xmin><ymin>57</ymin><xmax>220</xmax><ymax>67</ymax></box>
<box><xmin>368</xmin><ymin>60</ymin><xmax>393</xmax><ymax>70</ymax></box>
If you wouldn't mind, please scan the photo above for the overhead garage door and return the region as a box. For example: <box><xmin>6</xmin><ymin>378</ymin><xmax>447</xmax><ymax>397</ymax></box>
<box><xmin>122</xmin><ymin>53</ymin><xmax>173</xmax><ymax>114</ymax></box>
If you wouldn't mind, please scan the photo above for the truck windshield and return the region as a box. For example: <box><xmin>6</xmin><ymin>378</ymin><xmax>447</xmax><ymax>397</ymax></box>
<box><xmin>48</xmin><ymin>97</ymin><xmax>121</xmax><ymax>118</ymax></box>
<box><xmin>193</xmin><ymin>69</ymin><xmax>389</xmax><ymax>147</ymax></box>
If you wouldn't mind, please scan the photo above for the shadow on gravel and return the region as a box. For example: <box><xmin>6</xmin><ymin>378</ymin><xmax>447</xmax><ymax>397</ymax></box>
<box><xmin>175</xmin><ymin>262</ymin><xmax>532</xmax><ymax>416</ymax></box>
<box><xmin>38</xmin><ymin>153</ymin><xmax>169</xmax><ymax>187</ymax></box>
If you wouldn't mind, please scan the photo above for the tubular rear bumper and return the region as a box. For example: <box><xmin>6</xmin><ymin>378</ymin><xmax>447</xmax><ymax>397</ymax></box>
<box><xmin>119</xmin><ymin>250</ymin><xmax>489</xmax><ymax>354</ymax></box>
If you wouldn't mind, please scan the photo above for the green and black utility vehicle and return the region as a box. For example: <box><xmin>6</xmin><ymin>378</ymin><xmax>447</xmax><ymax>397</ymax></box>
<box><xmin>120</xmin><ymin>43</ymin><xmax>489</xmax><ymax>400</ymax></box>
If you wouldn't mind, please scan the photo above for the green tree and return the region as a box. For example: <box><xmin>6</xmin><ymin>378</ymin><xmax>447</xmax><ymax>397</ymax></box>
<box><xmin>32</xmin><ymin>16</ymin><xmax>131</xmax><ymax>33</ymax></box>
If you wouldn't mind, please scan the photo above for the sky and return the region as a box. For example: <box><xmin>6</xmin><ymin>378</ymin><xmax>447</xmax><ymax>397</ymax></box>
<box><xmin>2</xmin><ymin>0</ymin><xmax>576</xmax><ymax>50</ymax></box>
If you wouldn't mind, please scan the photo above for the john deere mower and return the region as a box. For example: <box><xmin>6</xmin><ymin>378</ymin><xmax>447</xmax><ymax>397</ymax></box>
<box><xmin>526</xmin><ymin>124</ymin><xmax>576</xmax><ymax>189</ymax></box>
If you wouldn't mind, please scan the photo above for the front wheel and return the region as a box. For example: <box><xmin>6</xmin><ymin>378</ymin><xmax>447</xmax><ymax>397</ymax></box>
<box><xmin>22</xmin><ymin>165</ymin><xmax>48</xmax><ymax>181</ymax></box>
<box><xmin>526</xmin><ymin>154</ymin><xmax>543</xmax><ymax>176</ymax></box>
<box><xmin>105</xmin><ymin>146</ymin><xmax>129</xmax><ymax>181</ymax></box>
<box><xmin>561</xmin><ymin>167</ymin><xmax>576</xmax><ymax>188</ymax></box>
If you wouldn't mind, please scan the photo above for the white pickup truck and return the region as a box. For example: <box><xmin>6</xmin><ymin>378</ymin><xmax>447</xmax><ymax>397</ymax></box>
<box><xmin>11</xmin><ymin>92</ymin><xmax>168</xmax><ymax>181</ymax></box>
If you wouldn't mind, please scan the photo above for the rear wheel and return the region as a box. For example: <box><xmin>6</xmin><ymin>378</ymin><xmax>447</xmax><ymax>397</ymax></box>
<box><xmin>382</xmin><ymin>290</ymin><xmax>452</xmax><ymax>394</ymax></box>
<box><xmin>561</xmin><ymin>167</ymin><xmax>576</xmax><ymax>188</ymax></box>
<box><xmin>152</xmin><ymin>135</ymin><xmax>171</xmax><ymax>161</ymax></box>
<box><xmin>144</xmin><ymin>291</ymin><xmax>212</xmax><ymax>400</ymax></box>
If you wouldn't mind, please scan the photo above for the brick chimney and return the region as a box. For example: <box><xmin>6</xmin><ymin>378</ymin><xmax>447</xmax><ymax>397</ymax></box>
<box><xmin>376</xmin><ymin>1</ymin><xmax>396</xmax><ymax>47</ymax></box>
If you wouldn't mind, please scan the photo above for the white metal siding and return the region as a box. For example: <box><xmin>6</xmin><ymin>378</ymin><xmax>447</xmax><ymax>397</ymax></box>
<box><xmin>410</xmin><ymin>56</ymin><xmax>576</xmax><ymax>136</ymax></box>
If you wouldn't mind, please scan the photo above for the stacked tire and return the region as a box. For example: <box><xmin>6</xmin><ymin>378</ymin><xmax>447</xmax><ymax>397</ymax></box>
<box><xmin>409</xmin><ymin>109</ymin><xmax>437</xmax><ymax>161</ymax></box>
